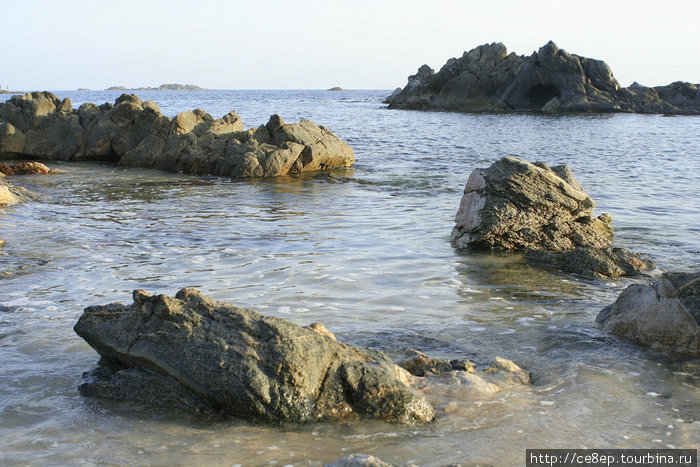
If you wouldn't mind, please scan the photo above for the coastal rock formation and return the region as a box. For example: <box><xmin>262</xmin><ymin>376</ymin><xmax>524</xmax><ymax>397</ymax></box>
<box><xmin>106</xmin><ymin>84</ymin><xmax>207</xmax><ymax>91</ymax></box>
<box><xmin>596</xmin><ymin>272</ymin><xmax>700</xmax><ymax>355</ymax></box>
<box><xmin>451</xmin><ymin>156</ymin><xmax>613</xmax><ymax>250</ymax></box>
<box><xmin>526</xmin><ymin>246</ymin><xmax>655</xmax><ymax>279</ymax></box>
<box><xmin>0</xmin><ymin>92</ymin><xmax>355</xmax><ymax>177</ymax></box>
<box><xmin>74</xmin><ymin>288</ymin><xmax>434</xmax><ymax>424</ymax></box>
<box><xmin>0</xmin><ymin>176</ymin><xmax>39</xmax><ymax>205</ymax></box>
<box><xmin>386</xmin><ymin>41</ymin><xmax>700</xmax><ymax>114</ymax></box>
<box><xmin>0</xmin><ymin>161</ymin><xmax>65</xmax><ymax>175</ymax></box>
<box><xmin>451</xmin><ymin>156</ymin><xmax>654</xmax><ymax>278</ymax></box>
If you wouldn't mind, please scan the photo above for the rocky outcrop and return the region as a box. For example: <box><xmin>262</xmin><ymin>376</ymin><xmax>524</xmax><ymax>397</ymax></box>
<box><xmin>386</xmin><ymin>41</ymin><xmax>700</xmax><ymax>114</ymax></box>
<box><xmin>0</xmin><ymin>92</ymin><xmax>354</xmax><ymax>177</ymax></box>
<box><xmin>526</xmin><ymin>246</ymin><xmax>655</xmax><ymax>279</ymax></box>
<box><xmin>74</xmin><ymin>288</ymin><xmax>434</xmax><ymax>424</ymax></box>
<box><xmin>451</xmin><ymin>156</ymin><xmax>653</xmax><ymax>278</ymax></box>
<box><xmin>597</xmin><ymin>272</ymin><xmax>700</xmax><ymax>355</ymax></box>
<box><xmin>106</xmin><ymin>84</ymin><xmax>207</xmax><ymax>91</ymax></box>
<box><xmin>451</xmin><ymin>156</ymin><xmax>613</xmax><ymax>250</ymax></box>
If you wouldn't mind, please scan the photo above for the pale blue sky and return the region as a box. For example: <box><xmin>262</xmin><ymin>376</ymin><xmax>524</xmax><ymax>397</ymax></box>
<box><xmin>2</xmin><ymin>0</ymin><xmax>698</xmax><ymax>90</ymax></box>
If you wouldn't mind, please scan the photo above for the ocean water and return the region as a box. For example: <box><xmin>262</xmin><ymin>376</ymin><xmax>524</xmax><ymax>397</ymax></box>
<box><xmin>0</xmin><ymin>90</ymin><xmax>698</xmax><ymax>466</ymax></box>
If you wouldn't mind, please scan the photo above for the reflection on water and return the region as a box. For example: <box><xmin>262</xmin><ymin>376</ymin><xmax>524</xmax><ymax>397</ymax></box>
<box><xmin>0</xmin><ymin>90</ymin><xmax>698</xmax><ymax>466</ymax></box>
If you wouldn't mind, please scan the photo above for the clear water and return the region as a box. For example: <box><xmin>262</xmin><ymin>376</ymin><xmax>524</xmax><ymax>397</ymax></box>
<box><xmin>1</xmin><ymin>90</ymin><xmax>698</xmax><ymax>466</ymax></box>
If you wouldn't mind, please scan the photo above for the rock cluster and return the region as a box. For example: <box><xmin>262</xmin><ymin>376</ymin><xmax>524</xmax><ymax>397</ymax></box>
<box><xmin>597</xmin><ymin>272</ymin><xmax>700</xmax><ymax>356</ymax></box>
<box><xmin>386</xmin><ymin>41</ymin><xmax>700</xmax><ymax>114</ymax></box>
<box><xmin>451</xmin><ymin>156</ymin><xmax>653</xmax><ymax>278</ymax></box>
<box><xmin>0</xmin><ymin>92</ymin><xmax>354</xmax><ymax>177</ymax></box>
<box><xmin>74</xmin><ymin>288</ymin><xmax>434</xmax><ymax>424</ymax></box>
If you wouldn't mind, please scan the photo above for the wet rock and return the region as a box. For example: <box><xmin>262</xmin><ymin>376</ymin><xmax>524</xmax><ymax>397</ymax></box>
<box><xmin>597</xmin><ymin>272</ymin><xmax>700</xmax><ymax>356</ymax></box>
<box><xmin>0</xmin><ymin>177</ymin><xmax>40</xmax><ymax>205</ymax></box>
<box><xmin>0</xmin><ymin>161</ymin><xmax>65</xmax><ymax>175</ymax></box>
<box><xmin>451</xmin><ymin>156</ymin><xmax>613</xmax><ymax>251</ymax></box>
<box><xmin>398</xmin><ymin>350</ymin><xmax>475</xmax><ymax>376</ymax></box>
<box><xmin>485</xmin><ymin>356</ymin><xmax>532</xmax><ymax>385</ymax></box>
<box><xmin>1</xmin><ymin>92</ymin><xmax>354</xmax><ymax>177</ymax></box>
<box><xmin>387</xmin><ymin>41</ymin><xmax>700</xmax><ymax>114</ymax></box>
<box><xmin>526</xmin><ymin>246</ymin><xmax>655</xmax><ymax>279</ymax></box>
<box><xmin>325</xmin><ymin>454</ymin><xmax>396</xmax><ymax>467</ymax></box>
<box><xmin>74</xmin><ymin>288</ymin><xmax>434</xmax><ymax>424</ymax></box>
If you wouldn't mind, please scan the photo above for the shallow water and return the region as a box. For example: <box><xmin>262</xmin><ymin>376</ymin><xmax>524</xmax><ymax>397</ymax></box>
<box><xmin>1</xmin><ymin>90</ymin><xmax>698</xmax><ymax>466</ymax></box>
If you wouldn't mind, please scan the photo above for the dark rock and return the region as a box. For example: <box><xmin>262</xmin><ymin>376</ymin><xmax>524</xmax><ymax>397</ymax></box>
<box><xmin>526</xmin><ymin>246</ymin><xmax>655</xmax><ymax>279</ymax></box>
<box><xmin>74</xmin><ymin>288</ymin><xmax>434</xmax><ymax>424</ymax></box>
<box><xmin>0</xmin><ymin>92</ymin><xmax>354</xmax><ymax>177</ymax></box>
<box><xmin>597</xmin><ymin>272</ymin><xmax>700</xmax><ymax>355</ymax></box>
<box><xmin>398</xmin><ymin>350</ymin><xmax>475</xmax><ymax>376</ymax></box>
<box><xmin>451</xmin><ymin>156</ymin><xmax>613</xmax><ymax>251</ymax></box>
<box><xmin>388</xmin><ymin>41</ymin><xmax>700</xmax><ymax>114</ymax></box>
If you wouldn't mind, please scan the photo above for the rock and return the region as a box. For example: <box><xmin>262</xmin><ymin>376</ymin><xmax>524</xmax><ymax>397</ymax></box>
<box><xmin>74</xmin><ymin>288</ymin><xmax>434</xmax><ymax>424</ymax></box>
<box><xmin>325</xmin><ymin>454</ymin><xmax>396</xmax><ymax>467</ymax></box>
<box><xmin>0</xmin><ymin>161</ymin><xmax>65</xmax><ymax>175</ymax></box>
<box><xmin>526</xmin><ymin>246</ymin><xmax>655</xmax><ymax>279</ymax></box>
<box><xmin>597</xmin><ymin>272</ymin><xmax>700</xmax><ymax>356</ymax></box>
<box><xmin>388</xmin><ymin>41</ymin><xmax>700</xmax><ymax>114</ymax></box>
<box><xmin>398</xmin><ymin>350</ymin><xmax>475</xmax><ymax>376</ymax></box>
<box><xmin>327</xmin><ymin>87</ymin><xmax>345</xmax><ymax>91</ymax></box>
<box><xmin>0</xmin><ymin>177</ymin><xmax>40</xmax><ymax>205</ymax></box>
<box><xmin>451</xmin><ymin>156</ymin><xmax>614</xmax><ymax>251</ymax></box>
<box><xmin>0</xmin><ymin>92</ymin><xmax>354</xmax><ymax>177</ymax></box>
<box><xmin>485</xmin><ymin>356</ymin><xmax>532</xmax><ymax>385</ymax></box>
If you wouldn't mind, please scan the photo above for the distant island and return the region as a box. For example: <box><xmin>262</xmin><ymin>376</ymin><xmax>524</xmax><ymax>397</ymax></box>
<box><xmin>105</xmin><ymin>84</ymin><xmax>207</xmax><ymax>91</ymax></box>
<box><xmin>0</xmin><ymin>90</ymin><xmax>22</xmax><ymax>95</ymax></box>
<box><xmin>327</xmin><ymin>87</ymin><xmax>345</xmax><ymax>91</ymax></box>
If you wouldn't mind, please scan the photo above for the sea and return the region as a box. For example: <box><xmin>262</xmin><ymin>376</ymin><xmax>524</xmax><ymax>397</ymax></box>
<box><xmin>1</xmin><ymin>89</ymin><xmax>698</xmax><ymax>466</ymax></box>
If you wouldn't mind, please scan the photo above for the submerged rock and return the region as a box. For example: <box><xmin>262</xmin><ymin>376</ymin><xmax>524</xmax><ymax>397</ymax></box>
<box><xmin>386</xmin><ymin>41</ymin><xmax>700</xmax><ymax>114</ymax></box>
<box><xmin>526</xmin><ymin>246</ymin><xmax>655</xmax><ymax>279</ymax></box>
<box><xmin>451</xmin><ymin>156</ymin><xmax>613</xmax><ymax>251</ymax></box>
<box><xmin>0</xmin><ymin>92</ymin><xmax>354</xmax><ymax>177</ymax></box>
<box><xmin>325</xmin><ymin>454</ymin><xmax>395</xmax><ymax>467</ymax></box>
<box><xmin>74</xmin><ymin>288</ymin><xmax>434</xmax><ymax>424</ymax></box>
<box><xmin>597</xmin><ymin>272</ymin><xmax>700</xmax><ymax>356</ymax></box>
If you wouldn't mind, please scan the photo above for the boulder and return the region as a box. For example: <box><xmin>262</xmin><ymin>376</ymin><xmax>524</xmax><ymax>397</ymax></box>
<box><xmin>0</xmin><ymin>177</ymin><xmax>40</xmax><ymax>205</ymax></box>
<box><xmin>0</xmin><ymin>92</ymin><xmax>355</xmax><ymax>177</ymax></box>
<box><xmin>74</xmin><ymin>288</ymin><xmax>434</xmax><ymax>424</ymax></box>
<box><xmin>0</xmin><ymin>161</ymin><xmax>65</xmax><ymax>175</ymax></box>
<box><xmin>325</xmin><ymin>454</ymin><xmax>395</xmax><ymax>467</ymax></box>
<box><xmin>597</xmin><ymin>272</ymin><xmax>700</xmax><ymax>356</ymax></box>
<box><xmin>451</xmin><ymin>156</ymin><xmax>614</xmax><ymax>251</ymax></box>
<box><xmin>387</xmin><ymin>41</ymin><xmax>700</xmax><ymax>114</ymax></box>
<box><xmin>526</xmin><ymin>246</ymin><xmax>655</xmax><ymax>279</ymax></box>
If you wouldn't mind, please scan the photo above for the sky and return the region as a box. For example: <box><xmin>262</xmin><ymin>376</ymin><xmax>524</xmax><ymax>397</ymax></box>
<box><xmin>2</xmin><ymin>0</ymin><xmax>698</xmax><ymax>91</ymax></box>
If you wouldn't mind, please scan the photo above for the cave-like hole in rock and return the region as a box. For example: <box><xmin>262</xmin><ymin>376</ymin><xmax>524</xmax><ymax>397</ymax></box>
<box><xmin>528</xmin><ymin>84</ymin><xmax>560</xmax><ymax>107</ymax></box>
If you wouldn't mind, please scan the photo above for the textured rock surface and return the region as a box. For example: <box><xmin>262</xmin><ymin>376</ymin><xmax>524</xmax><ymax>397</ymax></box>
<box><xmin>325</xmin><ymin>454</ymin><xmax>395</xmax><ymax>467</ymax></box>
<box><xmin>0</xmin><ymin>92</ymin><xmax>354</xmax><ymax>177</ymax></box>
<box><xmin>597</xmin><ymin>272</ymin><xmax>700</xmax><ymax>355</ymax></box>
<box><xmin>451</xmin><ymin>156</ymin><xmax>614</xmax><ymax>251</ymax></box>
<box><xmin>526</xmin><ymin>246</ymin><xmax>655</xmax><ymax>278</ymax></box>
<box><xmin>0</xmin><ymin>176</ymin><xmax>39</xmax><ymax>205</ymax></box>
<box><xmin>74</xmin><ymin>288</ymin><xmax>434</xmax><ymax>424</ymax></box>
<box><xmin>386</xmin><ymin>41</ymin><xmax>700</xmax><ymax>114</ymax></box>
<box><xmin>0</xmin><ymin>161</ymin><xmax>65</xmax><ymax>175</ymax></box>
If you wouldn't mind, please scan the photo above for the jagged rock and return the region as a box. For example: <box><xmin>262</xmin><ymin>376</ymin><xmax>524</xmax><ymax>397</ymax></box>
<box><xmin>74</xmin><ymin>288</ymin><xmax>434</xmax><ymax>424</ymax></box>
<box><xmin>451</xmin><ymin>156</ymin><xmax>614</xmax><ymax>251</ymax></box>
<box><xmin>526</xmin><ymin>246</ymin><xmax>655</xmax><ymax>279</ymax></box>
<box><xmin>0</xmin><ymin>92</ymin><xmax>354</xmax><ymax>177</ymax></box>
<box><xmin>597</xmin><ymin>272</ymin><xmax>700</xmax><ymax>356</ymax></box>
<box><xmin>0</xmin><ymin>161</ymin><xmax>65</xmax><ymax>175</ymax></box>
<box><xmin>387</xmin><ymin>41</ymin><xmax>700</xmax><ymax>114</ymax></box>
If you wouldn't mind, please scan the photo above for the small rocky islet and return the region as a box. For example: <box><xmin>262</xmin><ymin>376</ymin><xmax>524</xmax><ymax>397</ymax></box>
<box><xmin>386</xmin><ymin>40</ymin><xmax>699</xmax><ymax>114</ymax></box>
